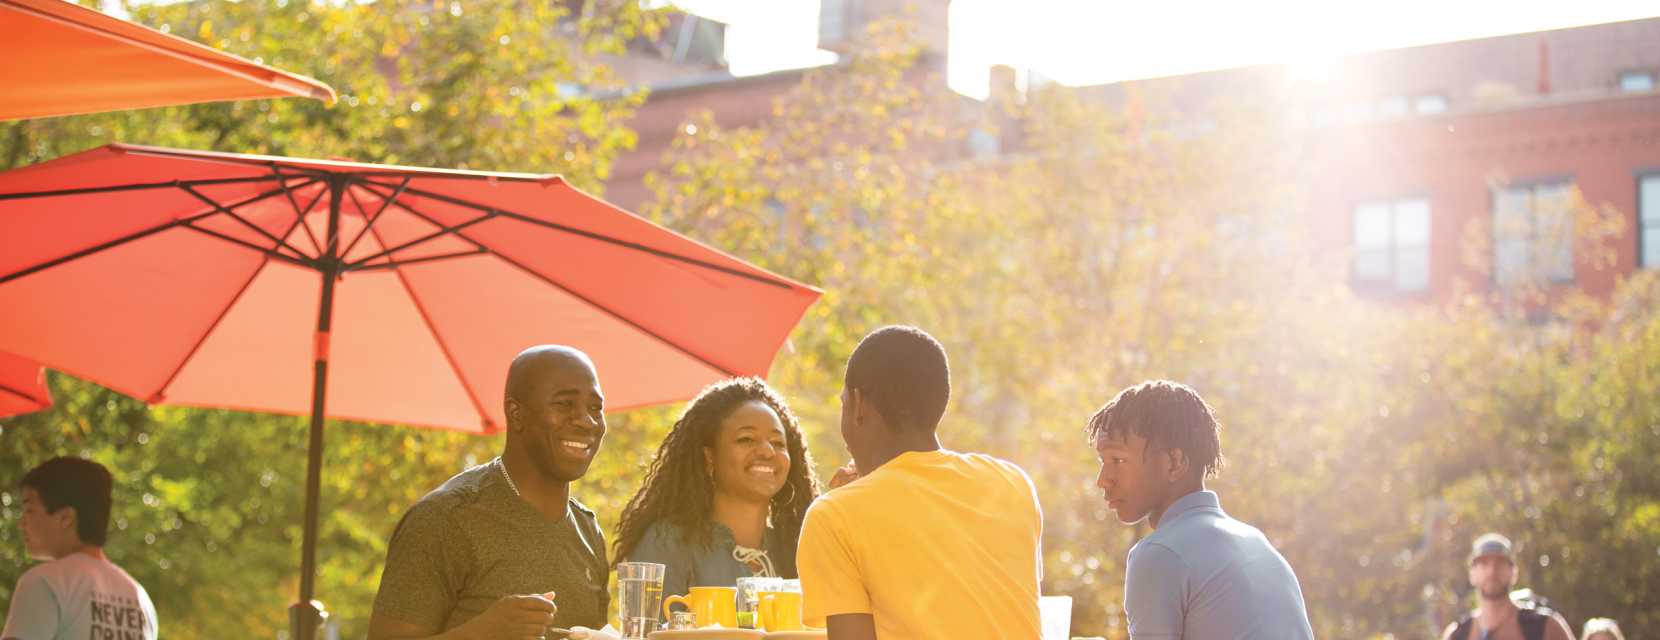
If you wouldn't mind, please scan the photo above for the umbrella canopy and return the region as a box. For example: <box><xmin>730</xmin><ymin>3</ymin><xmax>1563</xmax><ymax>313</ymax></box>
<box><xmin>0</xmin><ymin>143</ymin><xmax>821</xmax><ymax>638</ymax></box>
<box><xmin>0</xmin><ymin>0</ymin><xmax>335</xmax><ymax>121</ymax></box>
<box><xmin>0</xmin><ymin>351</ymin><xmax>51</xmax><ymax>417</ymax></box>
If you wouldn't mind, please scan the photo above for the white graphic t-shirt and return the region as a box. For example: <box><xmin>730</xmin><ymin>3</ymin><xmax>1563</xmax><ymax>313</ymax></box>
<box><xmin>1</xmin><ymin>553</ymin><xmax>157</xmax><ymax>640</ymax></box>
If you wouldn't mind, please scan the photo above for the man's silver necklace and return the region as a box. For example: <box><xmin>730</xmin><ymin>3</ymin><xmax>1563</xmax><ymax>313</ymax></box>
<box><xmin>500</xmin><ymin>459</ymin><xmax>524</xmax><ymax>496</ymax></box>
<box><xmin>500</xmin><ymin>459</ymin><xmax>572</xmax><ymax>520</ymax></box>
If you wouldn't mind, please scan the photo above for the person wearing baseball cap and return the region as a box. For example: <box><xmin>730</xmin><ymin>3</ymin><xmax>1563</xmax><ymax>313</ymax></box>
<box><xmin>1579</xmin><ymin>617</ymin><xmax>1626</xmax><ymax>640</ymax></box>
<box><xmin>1440</xmin><ymin>533</ymin><xmax>1573</xmax><ymax>640</ymax></box>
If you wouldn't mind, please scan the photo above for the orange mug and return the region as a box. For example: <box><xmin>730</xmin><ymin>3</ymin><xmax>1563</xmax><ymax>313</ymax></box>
<box><xmin>663</xmin><ymin>586</ymin><xmax>737</xmax><ymax>628</ymax></box>
<box><xmin>758</xmin><ymin>590</ymin><xmax>804</xmax><ymax>631</ymax></box>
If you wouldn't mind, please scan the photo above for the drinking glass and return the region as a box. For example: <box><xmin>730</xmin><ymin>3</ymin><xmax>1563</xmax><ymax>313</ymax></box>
<box><xmin>615</xmin><ymin>562</ymin><xmax>665</xmax><ymax>639</ymax></box>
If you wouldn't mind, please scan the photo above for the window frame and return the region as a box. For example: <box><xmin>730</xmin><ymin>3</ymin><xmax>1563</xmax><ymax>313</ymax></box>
<box><xmin>1490</xmin><ymin>177</ymin><xmax>1578</xmax><ymax>287</ymax></box>
<box><xmin>1639</xmin><ymin>171</ymin><xmax>1660</xmax><ymax>270</ymax></box>
<box><xmin>1351</xmin><ymin>195</ymin><xmax>1433</xmax><ymax>293</ymax></box>
<box><xmin>1618</xmin><ymin>70</ymin><xmax>1656</xmax><ymax>93</ymax></box>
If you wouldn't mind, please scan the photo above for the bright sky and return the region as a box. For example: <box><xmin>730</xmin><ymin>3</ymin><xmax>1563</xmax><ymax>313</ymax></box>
<box><xmin>669</xmin><ymin>0</ymin><xmax>1660</xmax><ymax>98</ymax></box>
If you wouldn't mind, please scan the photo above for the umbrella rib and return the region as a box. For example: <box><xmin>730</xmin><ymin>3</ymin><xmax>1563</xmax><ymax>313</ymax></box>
<box><xmin>350</xmin><ymin>249</ymin><xmax>490</xmax><ymax>272</ymax></box>
<box><xmin>361</xmin><ymin>180</ymin><xmax>797</xmax><ymax>291</ymax></box>
<box><xmin>0</xmin><ymin>180</ymin><xmax>317</xmax><ymax>285</ymax></box>
<box><xmin>2</xmin><ymin>211</ymin><xmax>212</xmax><ymax>285</ymax></box>
<box><xmin>275</xmin><ymin>167</ymin><xmax>325</xmax><ymax>258</ymax></box>
<box><xmin>178</xmin><ymin>181</ymin><xmax>316</xmax><ymax>260</ymax></box>
<box><xmin>489</xmin><ymin>250</ymin><xmax>739</xmax><ymax>377</ymax></box>
<box><xmin>363</xmin><ymin>223</ymin><xmax>498</xmax><ymax>432</ymax></box>
<box><xmin>199</xmin><ymin>180</ymin><xmax>324</xmax><ymax>264</ymax></box>
<box><xmin>150</xmin><ymin>258</ymin><xmax>274</xmax><ymax>402</ymax></box>
<box><xmin>338</xmin><ymin>177</ymin><xmax>412</xmax><ymax>261</ymax></box>
<box><xmin>351</xmin><ymin>182</ymin><xmax>491</xmax><ymax>254</ymax></box>
<box><xmin>0</xmin><ymin>381</ymin><xmax>41</xmax><ymax>404</ymax></box>
<box><xmin>0</xmin><ymin>175</ymin><xmax>286</xmax><ymax>201</ymax></box>
<box><xmin>343</xmin><ymin>212</ymin><xmax>498</xmax><ymax>270</ymax></box>
<box><xmin>180</xmin><ymin>222</ymin><xmax>316</xmax><ymax>270</ymax></box>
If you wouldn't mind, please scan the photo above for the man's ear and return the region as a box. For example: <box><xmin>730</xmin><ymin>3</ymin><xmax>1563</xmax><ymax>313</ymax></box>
<box><xmin>505</xmin><ymin>396</ymin><xmax>521</xmax><ymax>431</ymax></box>
<box><xmin>1163</xmin><ymin>447</ymin><xmax>1192</xmax><ymax>482</ymax></box>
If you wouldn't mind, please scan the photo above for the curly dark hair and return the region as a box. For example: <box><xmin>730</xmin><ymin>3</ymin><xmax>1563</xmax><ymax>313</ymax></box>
<box><xmin>613</xmin><ymin>377</ymin><xmax>822</xmax><ymax>564</ymax></box>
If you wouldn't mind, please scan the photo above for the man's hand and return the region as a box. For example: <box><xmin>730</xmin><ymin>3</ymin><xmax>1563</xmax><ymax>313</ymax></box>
<box><xmin>828</xmin><ymin>462</ymin><xmax>861</xmax><ymax>489</ymax></box>
<box><xmin>452</xmin><ymin>594</ymin><xmax>558</xmax><ymax>640</ymax></box>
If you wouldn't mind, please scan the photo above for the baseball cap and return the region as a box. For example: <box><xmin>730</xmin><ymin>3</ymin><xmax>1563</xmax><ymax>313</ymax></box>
<box><xmin>1469</xmin><ymin>532</ymin><xmax>1515</xmax><ymax>564</ymax></box>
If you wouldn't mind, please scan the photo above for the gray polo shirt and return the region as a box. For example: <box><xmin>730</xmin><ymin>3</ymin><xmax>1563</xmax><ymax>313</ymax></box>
<box><xmin>372</xmin><ymin>459</ymin><xmax>609</xmax><ymax>631</ymax></box>
<box><xmin>1123</xmin><ymin>491</ymin><xmax>1314</xmax><ymax>639</ymax></box>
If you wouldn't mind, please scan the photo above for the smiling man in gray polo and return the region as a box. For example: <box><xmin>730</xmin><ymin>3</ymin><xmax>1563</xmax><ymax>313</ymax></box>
<box><xmin>369</xmin><ymin>346</ymin><xmax>611</xmax><ymax>640</ymax></box>
<box><xmin>1089</xmin><ymin>380</ymin><xmax>1314</xmax><ymax>640</ymax></box>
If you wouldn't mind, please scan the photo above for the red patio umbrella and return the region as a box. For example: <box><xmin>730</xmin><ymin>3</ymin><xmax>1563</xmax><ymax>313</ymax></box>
<box><xmin>0</xmin><ymin>351</ymin><xmax>51</xmax><ymax>417</ymax></box>
<box><xmin>0</xmin><ymin>143</ymin><xmax>821</xmax><ymax>638</ymax></box>
<box><xmin>0</xmin><ymin>0</ymin><xmax>336</xmax><ymax>121</ymax></box>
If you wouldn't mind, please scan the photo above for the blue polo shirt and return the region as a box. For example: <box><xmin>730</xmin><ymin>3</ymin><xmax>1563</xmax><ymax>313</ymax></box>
<box><xmin>1123</xmin><ymin>490</ymin><xmax>1314</xmax><ymax>639</ymax></box>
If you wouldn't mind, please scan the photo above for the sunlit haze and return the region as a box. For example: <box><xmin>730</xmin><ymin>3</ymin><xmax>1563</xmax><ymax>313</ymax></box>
<box><xmin>668</xmin><ymin>0</ymin><xmax>1659</xmax><ymax>98</ymax></box>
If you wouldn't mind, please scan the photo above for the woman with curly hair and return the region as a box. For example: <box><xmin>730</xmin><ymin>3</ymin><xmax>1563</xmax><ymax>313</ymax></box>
<box><xmin>613</xmin><ymin>377</ymin><xmax>821</xmax><ymax>618</ymax></box>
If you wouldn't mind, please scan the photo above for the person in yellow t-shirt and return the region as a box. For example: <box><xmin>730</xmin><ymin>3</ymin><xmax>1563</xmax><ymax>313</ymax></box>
<box><xmin>798</xmin><ymin>325</ymin><xmax>1044</xmax><ymax>640</ymax></box>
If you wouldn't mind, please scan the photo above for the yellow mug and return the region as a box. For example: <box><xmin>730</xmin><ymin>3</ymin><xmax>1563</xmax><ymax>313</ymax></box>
<box><xmin>663</xmin><ymin>586</ymin><xmax>737</xmax><ymax>628</ymax></box>
<box><xmin>758</xmin><ymin>590</ymin><xmax>804</xmax><ymax>631</ymax></box>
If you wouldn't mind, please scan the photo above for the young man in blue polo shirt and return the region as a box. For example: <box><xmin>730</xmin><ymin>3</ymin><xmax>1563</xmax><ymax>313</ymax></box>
<box><xmin>1090</xmin><ymin>380</ymin><xmax>1314</xmax><ymax>639</ymax></box>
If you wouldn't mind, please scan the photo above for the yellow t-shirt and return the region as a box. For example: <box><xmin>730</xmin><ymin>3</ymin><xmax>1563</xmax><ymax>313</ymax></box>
<box><xmin>798</xmin><ymin>449</ymin><xmax>1043</xmax><ymax>639</ymax></box>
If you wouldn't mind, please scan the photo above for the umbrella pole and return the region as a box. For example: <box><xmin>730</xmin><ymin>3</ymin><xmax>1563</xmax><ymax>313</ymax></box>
<box><xmin>291</xmin><ymin>176</ymin><xmax>344</xmax><ymax>640</ymax></box>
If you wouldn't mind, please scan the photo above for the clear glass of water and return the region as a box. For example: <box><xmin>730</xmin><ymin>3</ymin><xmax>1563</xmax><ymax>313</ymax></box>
<box><xmin>735</xmin><ymin>577</ymin><xmax>780</xmax><ymax>629</ymax></box>
<box><xmin>615</xmin><ymin>562</ymin><xmax>665</xmax><ymax>639</ymax></box>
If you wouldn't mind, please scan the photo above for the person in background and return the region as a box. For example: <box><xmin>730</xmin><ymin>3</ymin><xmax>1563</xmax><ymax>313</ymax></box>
<box><xmin>1580</xmin><ymin>618</ymin><xmax>1625</xmax><ymax>640</ymax></box>
<box><xmin>613</xmin><ymin>376</ymin><xmax>822</xmax><ymax>620</ymax></box>
<box><xmin>1442</xmin><ymin>533</ymin><xmax>1573</xmax><ymax>640</ymax></box>
<box><xmin>3</xmin><ymin>456</ymin><xmax>158</xmax><ymax>640</ymax></box>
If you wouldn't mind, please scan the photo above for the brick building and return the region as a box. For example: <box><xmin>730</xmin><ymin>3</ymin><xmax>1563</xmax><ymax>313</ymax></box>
<box><xmin>1286</xmin><ymin>19</ymin><xmax>1660</xmax><ymax>300</ymax></box>
<box><xmin>602</xmin><ymin>4</ymin><xmax>1660</xmax><ymax>301</ymax></box>
<box><xmin>1024</xmin><ymin>17</ymin><xmax>1660</xmax><ymax>301</ymax></box>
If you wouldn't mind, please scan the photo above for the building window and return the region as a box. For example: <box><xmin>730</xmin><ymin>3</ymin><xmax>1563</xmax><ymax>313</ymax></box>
<box><xmin>967</xmin><ymin>128</ymin><xmax>1001</xmax><ymax>159</ymax></box>
<box><xmin>1619</xmin><ymin>70</ymin><xmax>1656</xmax><ymax>93</ymax></box>
<box><xmin>1493</xmin><ymin>181</ymin><xmax>1575</xmax><ymax>286</ymax></box>
<box><xmin>1641</xmin><ymin>173</ymin><xmax>1660</xmax><ymax>269</ymax></box>
<box><xmin>1413</xmin><ymin>94</ymin><xmax>1448</xmax><ymax>114</ymax></box>
<box><xmin>1353</xmin><ymin>197</ymin><xmax>1430</xmax><ymax>292</ymax></box>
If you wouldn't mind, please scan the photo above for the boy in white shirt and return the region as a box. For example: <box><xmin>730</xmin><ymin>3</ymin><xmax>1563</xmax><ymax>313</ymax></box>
<box><xmin>3</xmin><ymin>456</ymin><xmax>156</xmax><ymax>640</ymax></box>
